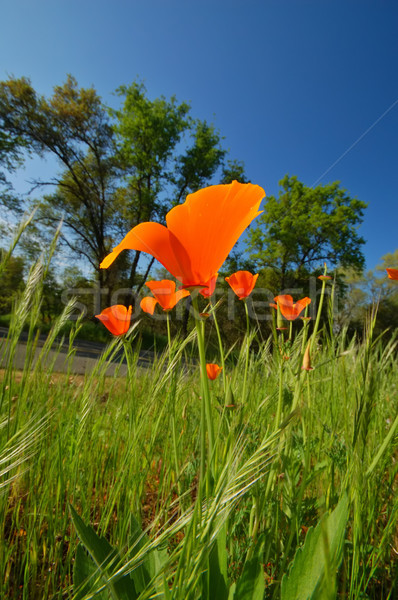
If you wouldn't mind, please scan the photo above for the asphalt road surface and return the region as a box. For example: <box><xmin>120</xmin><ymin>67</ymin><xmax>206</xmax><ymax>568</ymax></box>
<box><xmin>0</xmin><ymin>326</ymin><xmax>154</xmax><ymax>375</ymax></box>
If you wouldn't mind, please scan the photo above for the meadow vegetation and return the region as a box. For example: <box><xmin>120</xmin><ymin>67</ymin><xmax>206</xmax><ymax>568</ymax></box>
<box><xmin>0</xmin><ymin>213</ymin><xmax>397</xmax><ymax>600</ymax></box>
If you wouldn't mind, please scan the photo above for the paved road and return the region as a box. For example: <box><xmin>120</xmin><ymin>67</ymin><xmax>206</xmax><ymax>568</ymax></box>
<box><xmin>0</xmin><ymin>326</ymin><xmax>155</xmax><ymax>375</ymax></box>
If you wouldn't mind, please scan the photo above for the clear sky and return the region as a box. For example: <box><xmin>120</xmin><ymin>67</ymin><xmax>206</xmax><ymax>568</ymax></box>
<box><xmin>1</xmin><ymin>0</ymin><xmax>397</xmax><ymax>271</ymax></box>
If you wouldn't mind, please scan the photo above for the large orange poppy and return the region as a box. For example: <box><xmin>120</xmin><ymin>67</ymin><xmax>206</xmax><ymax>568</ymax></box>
<box><xmin>140</xmin><ymin>279</ymin><xmax>190</xmax><ymax>315</ymax></box>
<box><xmin>274</xmin><ymin>295</ymin><xmax>311</xmax><ymax>321</ymax></box>
<box><xmin>100</xmin><ymin>181</ymin><xmax>265</xmax><ymax>291</ymax></box>
<box><xmin>225</xmin><ymin>271</ymin><xmax>259</xmax><ymax>299</ymax></box>
<box><xmin>95</xmin><ymin>305</ymin><xmax>132</xmax><ymax>336</ymax></box>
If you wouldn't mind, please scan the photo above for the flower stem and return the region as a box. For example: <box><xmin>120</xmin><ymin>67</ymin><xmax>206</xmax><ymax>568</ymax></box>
<box><xmin>210</xmin><ymin>299</ymin><xmax>227</xmax><ymax>393</ymax></box>
<box><xmin>242</xmin><ymin>300</ymin><xmax>250</xmax><ymax>402</ymax></box>
<box><xmin>311</xmin><ymin>266</ymin><xmax>328</xmax><ymax>352</ymax></box>
<box><xmin>192</xmin><ymin>294</ymin><xmax>214</xmax><ymax>484</ymax></box>
<box><xmin>275</xmin><ymin>357</ymin><xmax>284</xmax><ymax>430</ymax></box>
<box><xmin>166</xmin><ymin>311</ymin><xmax>172</xmax><ymax>350</ymax></box>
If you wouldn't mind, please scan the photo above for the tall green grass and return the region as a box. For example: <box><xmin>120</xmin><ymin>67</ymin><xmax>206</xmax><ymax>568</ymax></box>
<box><xmin>0</xmin><ymin>220</ymin><xmax>397</xmax><ymax>599</ymax></box>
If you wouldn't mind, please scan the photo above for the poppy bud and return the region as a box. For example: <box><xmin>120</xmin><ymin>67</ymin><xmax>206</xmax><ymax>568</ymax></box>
<box><xmin>301</xmin><ymin>342</ymin><xmax>313</xmax><ymax>371</ymax></box>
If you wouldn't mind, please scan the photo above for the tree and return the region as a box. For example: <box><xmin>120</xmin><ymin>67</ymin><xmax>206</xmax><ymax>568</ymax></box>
<box><xmin>0</xmin><ymin>128</ymin><xmax>26</xmax><ymax>214</ymax></box>
<box><xmin>0</xmin><ymin>76</ymin><xmax>245</xmax><ymax>308</ymax></box>
<box><xmin>246</xmin><ymin>175</ymin><xmax>367</xmax><ymax>288</ymax></box>
<box><xmin>0</xmin><ymin>251</ymin><xmax>25</xmax><ymax>314</ymax></box>
<box><xmin>0</xmin><ymin>75</ymin><xmax>121</xmax><ymax>303</ymax></box>
<box><xmin>110</xmin><ymin>82</ymin><xmax>230</xmax><ymax>291</ymax></box>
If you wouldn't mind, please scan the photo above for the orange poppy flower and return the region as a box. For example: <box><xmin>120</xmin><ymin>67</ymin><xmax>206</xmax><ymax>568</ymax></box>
<box><xmin>318</xmin><ymin>275</ymin><xmax>332</xmax><ymax>281</ymax></box>
<box><xmin>95</xmin><ymin>305</ymin><xmax>132</xmax><ymax>336</ymax></box>
<box><xmin>206</xmin><ymin>363</ymin><xmax>223</xmax><ymax>380</ymax></box>
<box><xmin>140</xmin><ymin>279</ymin><xmax>190</xmax><ymax>315</ymax></box>
<box><xmin>225</xmin><ymin>271</ymin><xmax>259</xmax><ymax>299</ymax></box>
<box><xmin>100</xmin><ymin>181</ymin><xmax>265</xmax><ymax>291</ymax></box>
<box><xmin>386</xmin><ymin>268</ymin><xmax>398</xmax><ymax>280</ymax></box>
<box><xmin>274</xmin><ymin>295</ymin><xmax>311</xmax><ymax>321</ymax></box>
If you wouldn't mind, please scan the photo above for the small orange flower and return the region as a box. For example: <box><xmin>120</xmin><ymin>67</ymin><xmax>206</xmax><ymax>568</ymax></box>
<box><xmin>386</xmin><ymin>268</ymin><xmax>398</xmax><ymax>280</ymax></box>
<box><xmin>225</xmin><ymin>271</ymin><xmax>259</xmax><ymax>299</ymax></box>
<box><xmin>95</xmin><ymin>305</ymin><xmax>132</xmax><ymax>336</ymax></box>
<box><xmin>140</xmin><ymin>279</ymin><xmax>190</xmax><ymax>315</ymax></box>
<box><xmin>318</xmin><ymin>275</ymin><xmax>332</xmax><ymax>281</ymax></box>
<box><xmin>274</xmin><ymin>295</ymin><xmax>311</xmax><ymax>321</ymax></box>
<box><xmin>206</xmin><ymin>363</ymin><xmax>223</xmax><ymax>380</ymax></box>
<box><xmin>100</xmin><ymin>181</ymin><xmax>265</xmax><ymax>291</ymax></box>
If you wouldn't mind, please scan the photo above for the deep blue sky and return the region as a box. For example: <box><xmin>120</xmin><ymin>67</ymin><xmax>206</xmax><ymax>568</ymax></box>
<box><xmin>1</xmin><ymin>0</ymin><xmax>397</xmax><ymax>270</ymax></box>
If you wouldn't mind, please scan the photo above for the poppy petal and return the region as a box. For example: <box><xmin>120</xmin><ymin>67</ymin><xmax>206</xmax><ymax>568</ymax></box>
<box><xmin>100</xmin><ymin>222</ymin><xmax>185</xmax><ymax>281</ymax></box>
<box><xmin>145</xmin><ymin>279</ymin><xmax>175</xmax><ymax>310</ymax></box>
<box><xmin>386</xmin><ymin>268</ymin><xmax>398</xmax><ymax>280</ymax></box>
<box><xmin>206</xmin><ymin>363</ymin><xmax>223</xmax><ymax>380</ymax></box>
<box><xmin>226</xmin><ymin>271</ymin><xmax>258</xmax><ymax>299</ymax></box>
<box><xmin>294</xmin><ymin>297</ymin><xmax>311</xmax><ymax>317</ymax></box>
<box><xmin>140</xmin><ymin>297</ymin><xmax>158</xmax><ymax>315</ymax></box>
<box><xmin>95</xmin><ymin>305</ymin><xmax>132</xmax><ymax>335</ymax></box>
<box><xmin>166</xmin><ymin>181</ymin><xmax>264</xmax><ymax>286</ymax></box>
<box><xmin>274</xmin><ymin>295</ymin><xmax>295</xmax><ymax>320</ymax></box>
<box><xmin>200</xmin><ymin>274</ymin><xmax>218</xmax><ymax>298</ymax></box>
<box><xmin>172</xmin><ymin>289</ymin><xmax>190</xmax><ymax>308</ymax></box>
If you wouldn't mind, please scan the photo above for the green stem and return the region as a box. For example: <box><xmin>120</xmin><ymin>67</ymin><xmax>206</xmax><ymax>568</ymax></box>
<box><xmin>166</xmin><ymin>311</ymin><xmax>172</xmax><ymax>361</ymax></box>
<box><xmin>242</xmin><ymin>300</ymin><xmax>250</xmax><ymax>402</ymax></box>
<box><xmin>192</xmin><ymin>294</ymin><xmax>214</xmax><ymax>486</ymax></box>
<box><xmin>275</xmin><ymin>358</ymin><xmax>284</xmax><ymax>430</ymax></box>
<box><xmin>210</xmin><ymin>299</ymin><xmax>227</xmax><ymax>392</ymax></box>
<box><xmin>311</xmin><ymin>268</ymin><xmax>328</xmax><ymax>352</ymax></box>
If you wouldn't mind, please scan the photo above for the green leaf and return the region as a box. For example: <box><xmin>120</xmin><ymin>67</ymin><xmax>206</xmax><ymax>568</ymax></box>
<box><xmin>232</xmin><ymin>536</ymin><xmax>265</xmax><ymax>600</ymax></box>
<box><xmin>74</xmin><ymin>543</ymin><xmax>110</xmax><ymax>600</ymax></box>
<box><xmin>207</xmin><ymin>524</ymin><xmax>229</xmax><ymax>600</ymax></box>
<box><xmin>281</xmin><ymin>493</ymin><xmax>349</xmax><ymax>600</ymax></box>
<box><xmin>127</xmin><ymin>514</ymin><xmax>169</xmax><ymax>597</ymax></box>
<box><xmin>70</xmin><ymin>504</ymin><xmax>137</xmax><ymax>600</ymax></box>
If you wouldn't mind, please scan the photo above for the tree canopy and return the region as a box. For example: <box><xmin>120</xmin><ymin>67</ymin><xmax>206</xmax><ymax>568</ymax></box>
<box><xmin>246</xmin><ymin>175</ymin><xmax>367</xmax><ymax>288</ymax></box>
<box><xmin>0</xmin><ymin>76</ymin><xmax>244</xmax><ymax>305</ymax></box>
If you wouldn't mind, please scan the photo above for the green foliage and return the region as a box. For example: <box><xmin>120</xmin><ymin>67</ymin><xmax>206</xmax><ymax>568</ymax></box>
<box><xmin>0</xmin><ymin>251</ymin><xmax>24</xmax><ymax>314</ymax></box>
<box><xmin>247</xmin><ymin>175</ymin><xmax>367</xmax><ymax>287</ymax></box>
<box><xmin>281</xmin><ymin>494</ymin><xmax>349</xmax><ymax>600</ymax></box>
<box><xmin>70</xmin><ymin>504</ymin><xmax>140</xmax><ymax>600</ymax></box>
<box><xmin>335</xmin><ymin>250</ymin><xmax>398</xmax><ymax>336</ymax></box>
<box><xmin>1</xmin><ymin>193</ymin><xmax>397</xmax><ymax>600</ymax></box>
<box><xmin>0</xmin><ymin>75</ymin><xmax>121</xmax><ymax>298</ymax></box>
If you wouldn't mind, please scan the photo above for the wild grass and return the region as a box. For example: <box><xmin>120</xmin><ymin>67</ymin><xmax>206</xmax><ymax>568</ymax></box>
<box><xmin>0</xmin><ymin>222</ymin><xmax>397</xmax><ymax>599</ymax></box>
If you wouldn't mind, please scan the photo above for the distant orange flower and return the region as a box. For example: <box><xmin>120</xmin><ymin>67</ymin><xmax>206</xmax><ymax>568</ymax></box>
<box><xmin>225</xmin><ymin>271</ymin><xmax>259</xmax><ymax>299</ymax></box>
<box><xmin>140</xmin><ymin>279</ymin><xmax>190</xmax><ymax>315</ymax></box>
<box><xmin>386</xmin><ymin>268</ymin><xmax>398</xmax><ymax>280</ymax></box>
<box><xmin>274</xmin><ymin>295</ymin><xmax>311</xmax><ymax>321</ymax></box>
<box><xmin>95</xmin><ymin>305</ymin><xmax>132</xmax><ymax>336</ymax></box>
<box><xmin>100</xmin><ymin>181</ymin><xmax>265</xmax><ymax>292</ymax></box>
<box><xmin>206</xmin><ymin>363</ymin><xmax>223</xmax><ymax>380</ymax></box>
